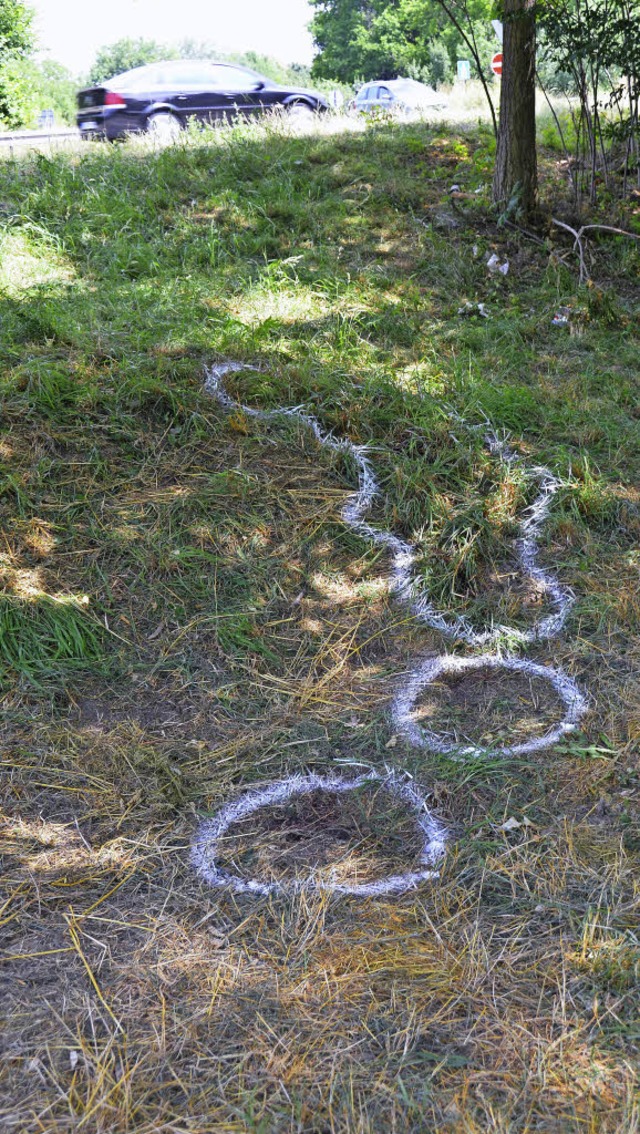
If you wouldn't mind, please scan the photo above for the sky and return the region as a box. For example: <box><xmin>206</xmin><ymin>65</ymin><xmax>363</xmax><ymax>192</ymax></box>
<box><xmin>31</xmin><ymin>0</ymin><xmax>317</xmax><ymax>76</ymax></box>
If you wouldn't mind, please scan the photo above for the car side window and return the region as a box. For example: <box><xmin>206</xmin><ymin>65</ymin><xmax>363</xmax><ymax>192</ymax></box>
<box><xmin>208</xmin><ymin>66</ymin><xmax>262</xmax><ymax>91</ymax></box>
<box><xmin>378</xmin><ymin>86</ymin><xmax>393</xmax><ymax>101</ymax></box>
<box><xmin>154</xmin><ymin>62</ymin><xmax>217</xmax><ymax>88</ymax></box>
<box><xmin>119</xmin><ymin>64</ymin><xmax>165</xmax><ymax>91</ymax></box>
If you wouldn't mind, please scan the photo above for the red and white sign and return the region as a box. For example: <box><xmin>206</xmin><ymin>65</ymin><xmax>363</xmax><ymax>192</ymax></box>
<box><xmin>491</xmin><ymin>52</ymin><xmax>503</xmax><ymax>77</ymax></box>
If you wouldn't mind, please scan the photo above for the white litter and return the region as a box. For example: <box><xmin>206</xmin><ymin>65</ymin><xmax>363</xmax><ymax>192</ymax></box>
<box><xmin>458</xmin><ymin>301</ymin><xmax>489</xmax><ymax>318</ymax></box>
<box><xmin>552</xmin><ymin>307</ymin><xmax>571</xmax><ymax>327</ymax></box>
<box><xmin>487</xmin><ymin>252</ymin><xmax>510</xmax><ymax>276</ymax></box>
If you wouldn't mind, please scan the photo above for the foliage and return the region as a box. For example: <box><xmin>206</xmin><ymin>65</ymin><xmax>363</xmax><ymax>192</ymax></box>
<box><xmin>429</xmin><ymin>0</ymin><xmax>498</xmax><ymax>133</ymax></box>
<box><xmin>425</xmin><ymin>37</ymin><xmax>455</xmax><ymax>85</ymax></box>
<box><xmin>0</xmin><ymin>0</ymin><xmax>32</xmax><ymax>54</ymax></box>
<box><xmin>0</xmin><ymin>53</ymin><xmax>77</xmax><ymax>130</ymax></box>
<box><xmin>537</xmin><ymin>0</ymin><xmax>640</xmax><ymax>202</ymax></box>
<box><xmin>87</xmin><ymin>37</ymin><xmax>179</xmax><ymax>84</ymax></box>
<box><xmin>536</xmin><ymin>31</ymin><xmax>576</xmax><ymax>96</ymax></box>
<box><xmin>0</xmin><ymin>0</ymin><xmax>34</xmax><ymax>126</ymax></box>
<box><xmin>310</xmin><ymin>0</ymin><xmax>495</xmax><ymax>83</ymax></box>
<box><xmin>3</xmin><ymin>58</ymin><xmax>77</xmax><ymax>127</ymax></box>
<box><xmin>37</xmin><ymin>60</ymin><xmax>77</xmax><ymax>124</ymax></box>
<box><xmin>0</xmin><ymin>54</ymin><xmax>34</xmax><ymax>127</ymax></box>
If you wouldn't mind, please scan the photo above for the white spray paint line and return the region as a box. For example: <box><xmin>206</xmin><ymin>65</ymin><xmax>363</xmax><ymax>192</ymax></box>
<box><xmin>191</xmin><ymin>361</ymin><xmax>588</xmax><ymax>895</ymax></box>
<box><xmin>392</xmin><ymin>653</ymin><xmax>587</xmax><ymax>758</ymax></box>
<box><xmin>190</xmin><ymin>771</ymin><xmax>446</xmax><ymax>897</ymax></box>
<box><xmin>204</xmin><ymin>362</ymin><xmax>574</xmax><ymax>648</ymax></box>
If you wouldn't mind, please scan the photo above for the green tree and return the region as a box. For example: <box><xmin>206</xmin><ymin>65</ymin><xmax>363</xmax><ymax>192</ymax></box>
<box><xmin>0</xmin><ymin>0</ymin><xmax>35</xmax><ymax>126</ymax></box>
<box><xmin>310</xmin><ymin>0</ymin><xmax>494</xmax><ymax>84</ymax></box>
<box><xmin>87</xmin><ymin>38</ymin><xmax>178</xmax><ymax>84</ymax></box>
<box><xmin>0</xmin><ymin>57</ymin><xmax>76</xmax><ymax>127</ymax></box>
<box><xmin>429</xmin><ymin>0</ymin><xmax>499</xmax><ymax>130</ymax></box>
<box><xmin>311</xmin><ymin>0</ymin><xmax>448</xmax><ymax>82</ymax></box>
<box><xmin>424</xmin><ymin>38</ymin><xmax>454</xmax><ymax>85</ymax></box>
<box><xmin>310</xmin><ymin>0</ymin><xmax>380</xmax><ymax>82</ymax></box>
<box><xmin>0</xmin><ymin>0</ymin><xmax>32</xmax><ymax>55</ymax></box>
<box><xmin>30</xmin><ymin>60</ymin><xmax>77</xmax><ymax>124</ymax></box>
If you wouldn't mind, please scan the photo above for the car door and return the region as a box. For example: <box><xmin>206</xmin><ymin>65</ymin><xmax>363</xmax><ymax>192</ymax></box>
<box><xmin>208</xmin><ymin>65</ymin><xmax>266</xmax><ymax>119</ymax></box>
<box><xmin>156</xmin><ymin>62</ymin><xmax>235</xmax><ymax>122</ymax></box>
<box><xmin>172</xmin><ymin>63</ymin><xmax>264</xmax><ymax>122</ymax></box>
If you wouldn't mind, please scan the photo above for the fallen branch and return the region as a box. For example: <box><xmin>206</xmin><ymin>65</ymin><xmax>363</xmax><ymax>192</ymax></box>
<box><xmin>551</xmin><ymin>218</ymin><xmax>640</xmax><ymax>283</ymax></box>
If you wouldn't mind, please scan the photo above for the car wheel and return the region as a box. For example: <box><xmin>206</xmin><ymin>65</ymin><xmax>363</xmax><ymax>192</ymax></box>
<box><xmin>146</xmin><ymin>112</ymin><xmax>181</xmax><ymax>143</ymax></box>
<box><xmin>287</xmin><ymin>101</ymin><xmax>315</xmax><ymax>123</ymax></box>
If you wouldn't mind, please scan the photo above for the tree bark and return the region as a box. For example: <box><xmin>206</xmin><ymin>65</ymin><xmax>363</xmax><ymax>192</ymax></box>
<box><xmin>492</xmin><ymin>0</ymin><xmax>537</xmax><ymax>215</ymax></box>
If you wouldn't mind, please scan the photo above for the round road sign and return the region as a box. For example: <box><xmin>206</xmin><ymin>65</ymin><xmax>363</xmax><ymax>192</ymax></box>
<box><xmin>491</xmin><ymin>52</ymin><xmax>503</xmax><ymax>77</ymax></box>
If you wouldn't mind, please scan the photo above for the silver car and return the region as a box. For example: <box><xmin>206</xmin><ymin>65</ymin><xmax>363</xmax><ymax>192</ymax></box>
<box><xmin>351</xmin><ymin>77</ymin><xmax>448</xmax><ymax>116</ymax></box>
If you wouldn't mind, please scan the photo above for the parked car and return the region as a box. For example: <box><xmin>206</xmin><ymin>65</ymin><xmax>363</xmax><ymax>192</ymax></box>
<box><xmin>350</xmin><ymin>78</ymin><xmax>448</xmax><ymax>116</ymax></box>
<box><xmin>77</xmin><ymin>59</ymin><xmax>329</xmax><ymax>141</ymax></box>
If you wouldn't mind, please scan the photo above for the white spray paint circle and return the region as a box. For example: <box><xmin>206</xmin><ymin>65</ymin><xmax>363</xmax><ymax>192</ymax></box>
<box><xmin>392</xmin><ymin>653</ymin><xmax>587</xmax><ymax>758</ymax></box>
<box><xmin>191</xmin><ymin>771</ymin><xmax>446</xmax><ymax>896</ymax></box>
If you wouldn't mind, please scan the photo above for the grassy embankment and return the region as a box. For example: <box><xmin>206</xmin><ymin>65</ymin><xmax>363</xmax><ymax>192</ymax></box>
<box><xmin>0</xmin><ymin>116</ymin><xmax>639</xmax><ymax>1131</ymax></box>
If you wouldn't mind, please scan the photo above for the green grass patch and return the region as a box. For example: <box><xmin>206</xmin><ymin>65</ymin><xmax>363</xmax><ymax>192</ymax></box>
<box><xmin>0</xmin><ymin>593</ymin><xmax>105</xmax><ymax>684</ymax></box>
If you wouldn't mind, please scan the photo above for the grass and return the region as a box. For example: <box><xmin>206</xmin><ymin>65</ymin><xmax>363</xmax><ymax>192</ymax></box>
<box><xmin>0</xmin><ymin>113</ymin><xmax>638</xmax><ymax>1132</ymax></box>
<box><xmin>0</xmin><ymin>593</ymin><xmax>105</xmax><ymax>685</ymax></box>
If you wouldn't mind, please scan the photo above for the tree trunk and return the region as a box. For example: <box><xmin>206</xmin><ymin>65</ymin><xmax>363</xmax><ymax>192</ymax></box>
<box><xmin>492</xmin><ymin>0</ymin><xmax>537</xmax><ymax>215</ymax></box>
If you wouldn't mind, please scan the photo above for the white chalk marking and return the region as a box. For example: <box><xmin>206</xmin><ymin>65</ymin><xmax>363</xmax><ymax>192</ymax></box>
<box><xmin>190</xmin><ymin>771</ymin><xmax>446</xmax><ymax>896</ymax></box>
<box><xmin>392</xmin><ymin>653</ymin><xmax>587</xmax><ymax>757</ymax></box>
<box><xmin>192</xmin><ymin>361</ymin><xmax>589</xmax><ymax>897</ymax></box>
<box><xmin>205</xmin><ymin>362</ymin><xmax>574</xmax><ymax>647</ymax></box>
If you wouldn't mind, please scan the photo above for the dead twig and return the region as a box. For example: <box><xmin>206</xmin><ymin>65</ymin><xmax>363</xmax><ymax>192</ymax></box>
<box><xmin>551</xmin><ymin>218</ymin><xmax>640</xmax><ymax>283</ymax></box>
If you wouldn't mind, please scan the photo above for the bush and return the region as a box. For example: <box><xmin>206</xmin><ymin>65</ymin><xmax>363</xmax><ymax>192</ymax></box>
<box><xmin>536</xmin><ymin>53</ymin><xmax>576</xmax><ymax>96</ymax></box>
<box><xmin>538</xmin><ymin>0</ymin><xmax>640</xmax><ymax>201</ymax></box>
<box><xmin>0</xmin><ymin>54</ymin><xmax>36</xmax><ymax>127</ymax></box>
<box><xmin>425</xmin><ymin>39</ymin><xmax>453</xmax><ymax>87</ymax></box>
<box><xmin>30</xmin><ymin>60</ymin><xmax>77</xmax><ymax>126</ymax></box>
<box><xmin>0</xmin><ymin>58</ymin><xmax>77</xmax><ymax>128</ymax></box>
<box><xmin>0</xmin><ymin>0</ymin><xmax>34</xmax><ymax>126</ymax></box>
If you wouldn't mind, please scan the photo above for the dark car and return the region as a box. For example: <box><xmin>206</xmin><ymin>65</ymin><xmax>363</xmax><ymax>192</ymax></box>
<box><xmin>77</xmin><ymin>59</ymin><xmax>329</xmax><ymax>141</ymax></box>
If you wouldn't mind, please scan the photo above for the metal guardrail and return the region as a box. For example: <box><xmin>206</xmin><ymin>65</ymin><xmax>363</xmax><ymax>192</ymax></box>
<box><xmin>0</xmin><ymin>129</ymin><xmax>79</xmax><ymax>151</ymax></box>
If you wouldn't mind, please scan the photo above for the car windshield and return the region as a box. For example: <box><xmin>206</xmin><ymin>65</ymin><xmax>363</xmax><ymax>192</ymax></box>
<box><xmin>389</xmin><ymin>79</ymin><xmax>436</xmax><ymax>106</ymax></box>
